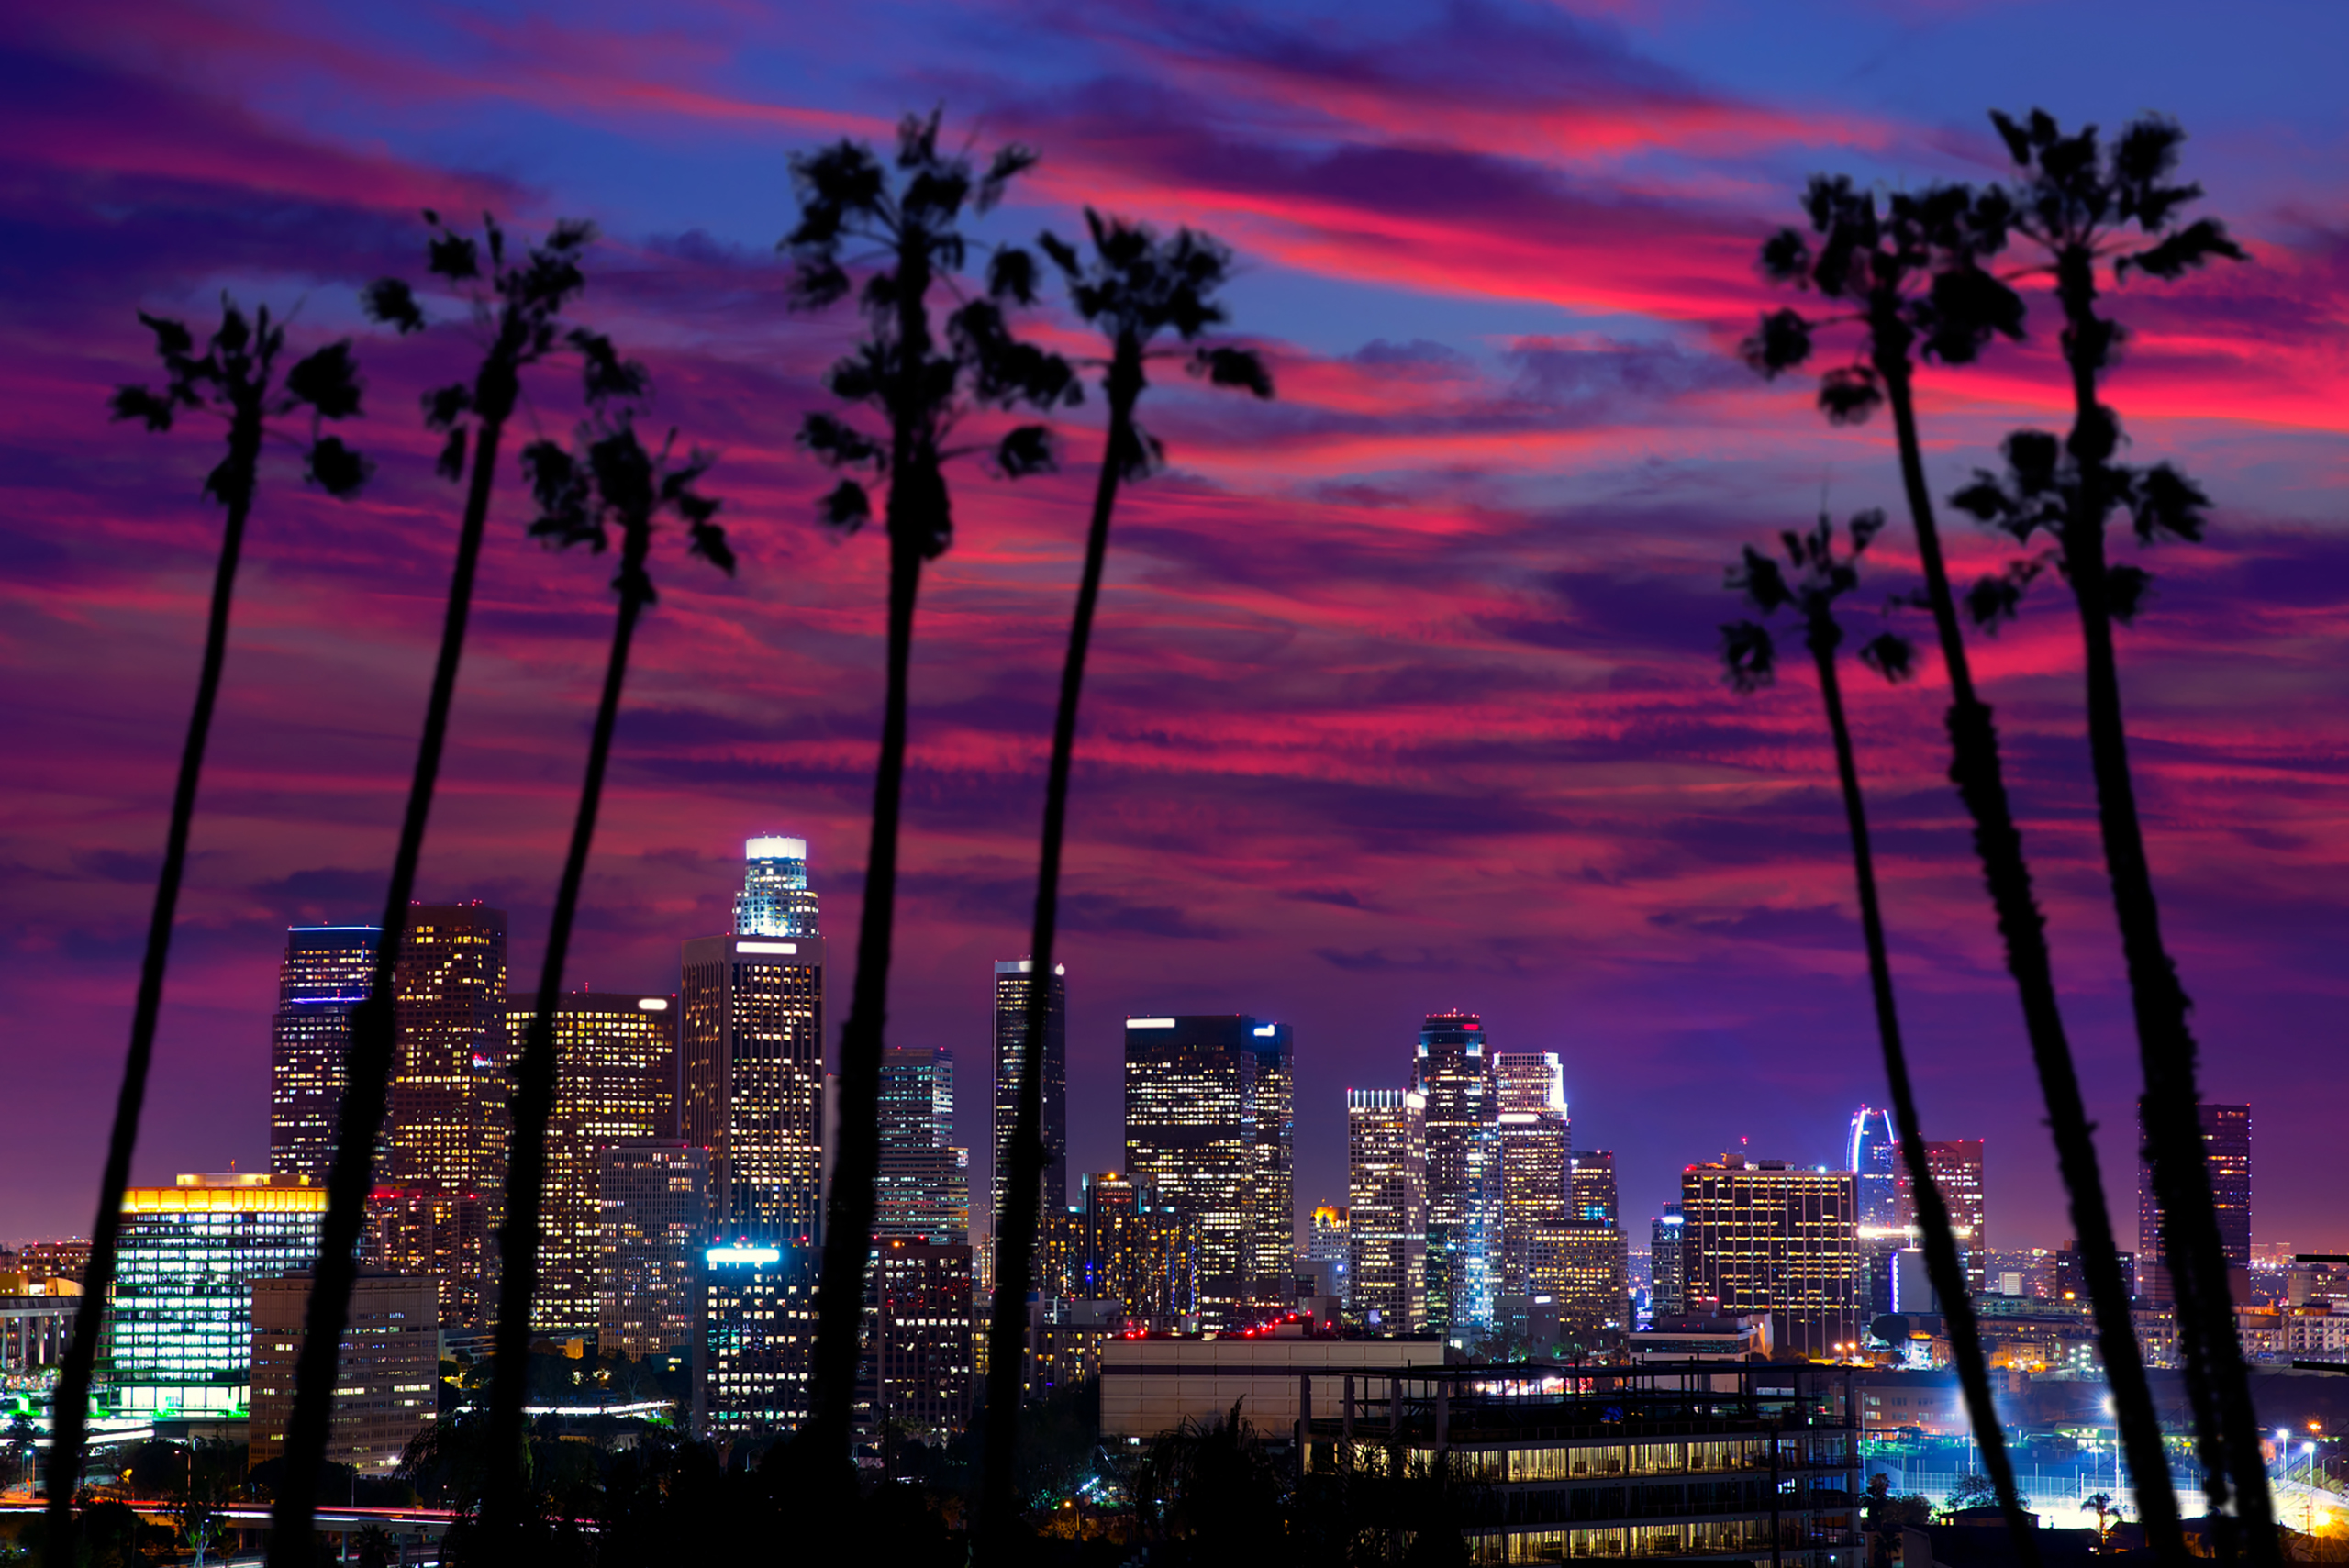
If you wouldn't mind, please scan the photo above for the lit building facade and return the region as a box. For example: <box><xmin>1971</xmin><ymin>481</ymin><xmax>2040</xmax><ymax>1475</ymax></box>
<box><xmin>1494</xmin><ymin>1051</ymin><xmax>1570</xmax><ymax>1297</ymax></box>
<box><xmin>1898</xmin><ymin>1140</ymin><xmax>1986</xmax><ymax>1292</ymax></box>
<box><xmin>680</xmin><ymin>934</ymin><xmax>826</xmax><ymax>1244</ymax></box>
<box><xmin>862</xmin><ymin>1238</ymin><xmax>974</xmax><ymax>1440</ymax></box>
<box><xmin>1571</xmin><ymin>1151</ymin><xmax>1619</xmax><ymax>1226</ymax></box>
<box><xmin>1527</xmin><ymin>1221</ymin><xmax>1626</xmax><ymax>1343</ymax></box>
<box><xmin>104</xmin><ymin>1173</ymin><xmax>327</xmax><ymax>1417</ymax></box>
<box><xmin>270</xmin><ymin>926</ymin><xmax>380</xmax><ymax>1186</ymax></box>
<box><xmin>250</xmin><ymin>1271</ymin><xmax>437</xmax><ymax>1474</ymax></box>
<box><xmin>2137</xmin><ymin>1101</ymin><xmax>2251</xmax><ymax>1307</ymax></box>
<box><xmin>1347</xmin><ymin>1089</ymin><xmax>1427</xmax><ymax>1334</ymax></box>
<box><xmin>1849</xmin><ymin>1106</ymin><xmax>1910</xmax><ymax>1318</ymax></box>
<box><xmin>697</xmin><ymin>1241</ymin><xmax>818</xmax><ymax>1438</ymax></box>
<box><xmin>1651</xmin><ymin>1204</ymin><xmax>1686</xmax><ymax>1318</ymax></box>
<box><xmin>597</xmin><ymin>1140</ymin><xmax>709</xmax><ymax>1358</ymax></box>
<box><xmin>992</xmin><ymin>960</ymin><xmax>1067</xmax><ymax>1250</ymax></box>
<box><xmin>1414</xmin><ymin>1014</ymin><xmax>1498</xmax><ymax>1340</ymax></box>
<box><xmin>878</xmin><ymin>1046</ymin><xmax>969</xmax><ymax>1243</ymax></box>
<box><xmin>365</xmin><ymin>1189</ymin><xmax>488</xmax><ymax>1330</ymax></box>
<box><xmin>386</xmin><ymin>903</ymin><xmax>510</xmax><ymax>1206</ymax></box>
<box><xmin>505</xmin><ymin>989</ymin><xmax>678</xmax><ymax>1335</ymax></box>
<box><xmin>1682</xmin><ymin>1157</ymin><xmax>1862</xmax><ymax>1360</ymax></box>
<box><xmin>1037</xmin><ymin>1172</ymin><xmax>1197</xmax><ymax>1326</ymax></box>
<box><xmin>733</xmin><ymin>835</ymin><xmax>820</xmax><ymax>939</ymax></box>
<box><xmin>1123</xmin><ymin>1015</ymin><xmax>1294</xmax><ymax>1328</ymax></box>
<box><xmin>1303</xmin><ymin>1204</ymin><xmax>1351</xmax><ymax>1308</ymax></box>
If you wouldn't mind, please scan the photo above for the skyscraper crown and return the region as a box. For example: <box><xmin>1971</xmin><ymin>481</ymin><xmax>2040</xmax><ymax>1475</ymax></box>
<box><xmin>734</xmin><ymin>835</ymin><xmax>820</xmax><ymax>937</ymax></box>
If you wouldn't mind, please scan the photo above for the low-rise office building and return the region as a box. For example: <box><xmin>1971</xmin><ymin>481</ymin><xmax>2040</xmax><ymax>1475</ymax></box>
<box><xmin>250</xmin><ymin>1271</ymin><xmax>439</xmax><ymax>1474</ymax></box>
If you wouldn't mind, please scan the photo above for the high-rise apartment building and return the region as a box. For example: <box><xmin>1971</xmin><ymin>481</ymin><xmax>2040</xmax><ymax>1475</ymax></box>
<box><xmin>680</xmin><ymin>933</ymin><xmax>826</xmax><ymax>1243</ymax></box>
<box><xmin>597</xmin><ymin>1140</ymin><xmax>709</xmax><ymax>1359</ymax></box>
<box><xmin>386</xmin><ymin>903</ymin><xmax>510</xmax><ymax>1203</ymax></box>
<box><xmin>1037</xmin><ymin>1172</ymin><xmax>1198</xmax><ymax>1326</ymax></box>
<box><xmin>862</xmin><ymin>1237</ymin><xmax>974</xmax><ymax>1440</ymax></box>
<box><xmin>250</xmin><ymin>1271</ymin><xmax>438</xmax><ymax>1474</ymax></box>
<box><xmin>1415</xmin><ymin>1014</ymin><xmax>1499</xmax><ymax>1340</ymax></box>
<box><xmin>1898</xmin><ymin>1140</ymin><xmax>1986</xmax><ymax>1293</ymax></box>
<box><xmin>1681</xmin><ymin>1156</ymin><xmax>1862</xmax><ymax>1359</ymax></box>
<box><xmin>1651</xmin><ymin>1204</ymin><xmax>1686</xmax><ymax>1318</ymax></box>
<box><xmin>1494</xmin><ymin>1051</ymin><xmax>1570</xmax><ymax>1297</ymax></box>
<box><xmin>505</xmin><ymin>990</ymin><xmax>678</xmax><ymax>1335</ymax></box>
<box><xmin>733</xmin><ymin>835</ymin><xmax>820</xmax><ymax>938</ymax></box>
<box><xmin>1123</xmin><ymin>1015</ymin><xmax>1294</xmax><ymax>1328</ymax></box>
<box><xmin>1571</xmin><ymin>1151</ymin><xmax>1619</xmax><ymax>1226</ymax></box>
<box><xmin>1347</xmin><ymin>1089</ymin><xmax>1428</xmax><ymax>1335</ymax></box>
<box><xmin>992</xmin><ymin>960</ymin><xmax>1067</xmax><ymax>1244</ymax></box>
<box><xmin>270</xmin><ymin>926</ymin><xmax>380</xmax><ymax>1186</ymax></box>
<box><xmin>104</xmin><ymin>1173</ymin><xmax>327</xmax><ymax>1417</ymax></box>
<box><xmin>2137</xmin><ymin>1101</ymin><xmax>2252</xmax><ymax>1306</ymax></box>
<box><xmin>878</xmin><ymin>1047</ymin><xmax>970</xmax><ymax>1243</ymax></box>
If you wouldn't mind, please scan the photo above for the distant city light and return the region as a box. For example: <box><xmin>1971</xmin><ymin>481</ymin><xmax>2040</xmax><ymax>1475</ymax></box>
<box><xmin>636</xmin><ymin>997</ymin><xmax>669</xmax><ymax>1011</ymax></box>
<box><xmin>707</xmin><ymin>1245</ymin><xmax>783</xmax><ymax>1265</ymax></box>
<box><xmin>1126</xmin><ymin>1018</ymin><xmax>1175</xmax><ymax>1029</ymax></box>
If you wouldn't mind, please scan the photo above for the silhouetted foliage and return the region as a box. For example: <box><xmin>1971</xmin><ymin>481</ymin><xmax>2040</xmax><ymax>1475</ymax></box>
<box><xmin>50</xmin><ymin>300</ymin><xmax>368</xmax><ymax>1568</ymax></box>
<box><xmin>1743</xmin><ymin>159</ymin><xmax>2135</xmax><ymax>1568</ymax></box>
<box><xmin>274</xmin><ymin>212</ymin><xmax>635</xmax><ymax>1568</ymax></box>
<box><xmin>977</xmin><ymin>208</ymin><xmax>1269</xmax><ymax>1562</ymax></box>
<box><xmin>484</xmin><ymin>411</ymin><xmax>729</xmax><ymax>1550</ymax></box>
<box><xmin>780</xmin><ymin>108</ymin><xmax>1075</xmax><ymax>1473</ymax></box>
<box><xmin>1984</xmin><ymin>106</ymin><xmax>2271</xmax><ymax>1562</ymax></box>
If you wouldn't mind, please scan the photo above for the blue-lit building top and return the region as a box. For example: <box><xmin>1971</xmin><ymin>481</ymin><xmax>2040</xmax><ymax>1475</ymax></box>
<box><xmin>1846</xmin><ymin>1106</ymin><xmax>1899</xmax><ymax>1230</ymax></box>
<box><xmin>1415</xmin><ymin>1012</ymin><xmax>1498</xmax><ymax>1341</ymax></box>
<box><xmin>270</xmin><ymin>926</ymin><xmax>381</xmax><ymax>1186</ymax></box>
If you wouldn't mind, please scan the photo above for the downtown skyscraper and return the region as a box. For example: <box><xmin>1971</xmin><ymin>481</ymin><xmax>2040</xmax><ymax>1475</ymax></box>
<box><xmin>878</xmin><ymin>1046</ymin><xmax>969</xmax><ymax>1243</ymax></box>
<box><xmin>1347</xmin><ymin>1089</ymin><xmax>1426</xmax><ymax>1333</ymax></box>
<box><xmin>992</xmin><ymin>959</ymin><xmax>1066</xmax><ymax>1245</ymax></box>
<box><xmin>1414</xmin><ymin>1013</ymin><xmax>1499</xmax><ymax>1340</ymax></box>
<box><xmin>270</xmin><ymin>925</ymin><xmax>380</xmax><ymax>1185</ymax></box>
<box><xmin>503</xmin><ymin>990</ymin><xmax>678</xmax><ymax>1334</ymax></box>
<box><xmin>385</xmin><ymin>903</ymin><xmax>510</xmax><ymax>1200</ymax></box>
<box><xmin>1898</xmin><ymin>1139</ymin><xmax>1987</xmax><ymax>1292</ymax></box>
<box><xmin>1847</xmin><ymin>1105</ymin><xmax>1907</xmax><ymax>1316</ymax></box>
<box><xmin>1123</xmin><ymin>1014</ymin><xmax>1294</xmax><ymax>1329</ymax></box>
<box><xmin>1493</xmin><ymin>1051</ymin><xmax>1569</xmax><ymax>1296</ymax></box>
<box><xmin>682</xmin><ymin>837</ymin><xmax>827</xmax><ymax>1244</ymax></box>
<box><xmin>1681</xmin><ymin>1154</ymin><xmax>1862</xmax><ymax>1359</ymax></box>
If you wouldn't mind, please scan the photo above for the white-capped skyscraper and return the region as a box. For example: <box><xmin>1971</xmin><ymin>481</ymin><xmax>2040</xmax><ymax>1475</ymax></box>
<box><xmin>734</xmin><ymin>835</ymin><xmax>820</xmax><ymax>939</ymax></box>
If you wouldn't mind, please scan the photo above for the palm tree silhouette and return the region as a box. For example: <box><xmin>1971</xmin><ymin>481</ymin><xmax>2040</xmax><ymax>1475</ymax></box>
<box><xmin>46</xmin><ymin>304</ymin><xmax>367</xmax><ymax>1568</ymax></box>
<box><xmin>2081</xmin><ymin>1490</ymin><xmax>2121</xmax><ymax>1553</ymax></box>
<box><xmin>270</xmin><ymin>213</ymin><xmax>640</xmax><ymax>1568</ymax></box>
<box><xmin>1969</xmin><ymin>107</ymin><xmax>2273</xmax><ymax>1561</ymax></box>
<box><xmin>783</xmin><ymin>110</ymin><xmax>1077</xmax><ymax>1469</ymax></box>
<box><xmin>1741</xmin><ymin>178</ymin><xmax>2182</xmax><ymax>1556</ymax></box>
<box><xmin>480</xmin><ymin>414</ymin><xmax>730</xmax><ymax>1549</ymax></box>
<box><xmin>974</xmin><ymin>211</ymin><xmax>1270</xmax><ymax>1562</ymax></box>
<box><xmin>1720</xmin><ymin>512</ymin><xmax>2035</xmax><ymax>1568</ymax></box>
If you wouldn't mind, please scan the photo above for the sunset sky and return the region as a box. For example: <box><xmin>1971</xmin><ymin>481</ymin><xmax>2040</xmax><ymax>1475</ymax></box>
<box><xmin>5</xmin><ymin>0</ymin><xmax>2345</xmax><ymax>1254</ymax></box>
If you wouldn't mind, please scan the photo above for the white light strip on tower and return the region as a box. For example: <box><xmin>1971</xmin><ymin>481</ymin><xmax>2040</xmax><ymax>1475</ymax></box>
<box><xmin>737</xmin><ymin>941</ymin><xmax>799</xmax><ymax>955</ymax></box>
<box><xmin>636</xmin><ymin>997</ymin><xmax>670</xmax><ymax>1011</ymax></box>
<box><xmin>1252</xmin><ymin>1024</ymin><xmax>1277</xmax><ymax>1037</ymax></box>
<box><xmin>1125</xmin><ymin>1018</ymin><xmax>1175</xmax><ymax>1029</ymax></box>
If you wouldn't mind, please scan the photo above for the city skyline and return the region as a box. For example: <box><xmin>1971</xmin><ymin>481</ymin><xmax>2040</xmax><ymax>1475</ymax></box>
<box><xmin>0</xmin><ymin>852</ymin><xmax>2310</xmax><ymax>1261</ymax></box>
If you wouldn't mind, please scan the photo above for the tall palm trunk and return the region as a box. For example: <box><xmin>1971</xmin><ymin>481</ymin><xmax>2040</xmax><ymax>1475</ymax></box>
<box><xmin>481</xmin><ymin>557</ymin><xmax>651</xmax><ymax>1545</ymax></box>
<box><xmin>976</xmin><ymin>338</ymin><xmax>1141</xmax><ymax>1562</ymax></box>
<box><xmin>46</xmin><ymin>402</ymin><xmax>262</xmax><ymax>1567</ymax></box>
<box><xmin>1804</xmin><ymin>617</ymin><xmax>2036</xmax><ymax>1568</ymax></box>
<box><xmin>807</xmin><ymin>240</ymin><xmax>935</xmax><ymax>1464</ymax></box>
<box><xmin>271</xmin><ymin>397</ymin><xmax>510</xmax><ymax>1568</ymax></box>
<box><xmin>1874</xmin><ymin>331</ymin><xmax>2182</xmax><ymax>1556</ymax></box>
<box><xmin>2053</xmin><ymin>255</ymin><xmax>2276</xmax><ymax>1560</ymax></box>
